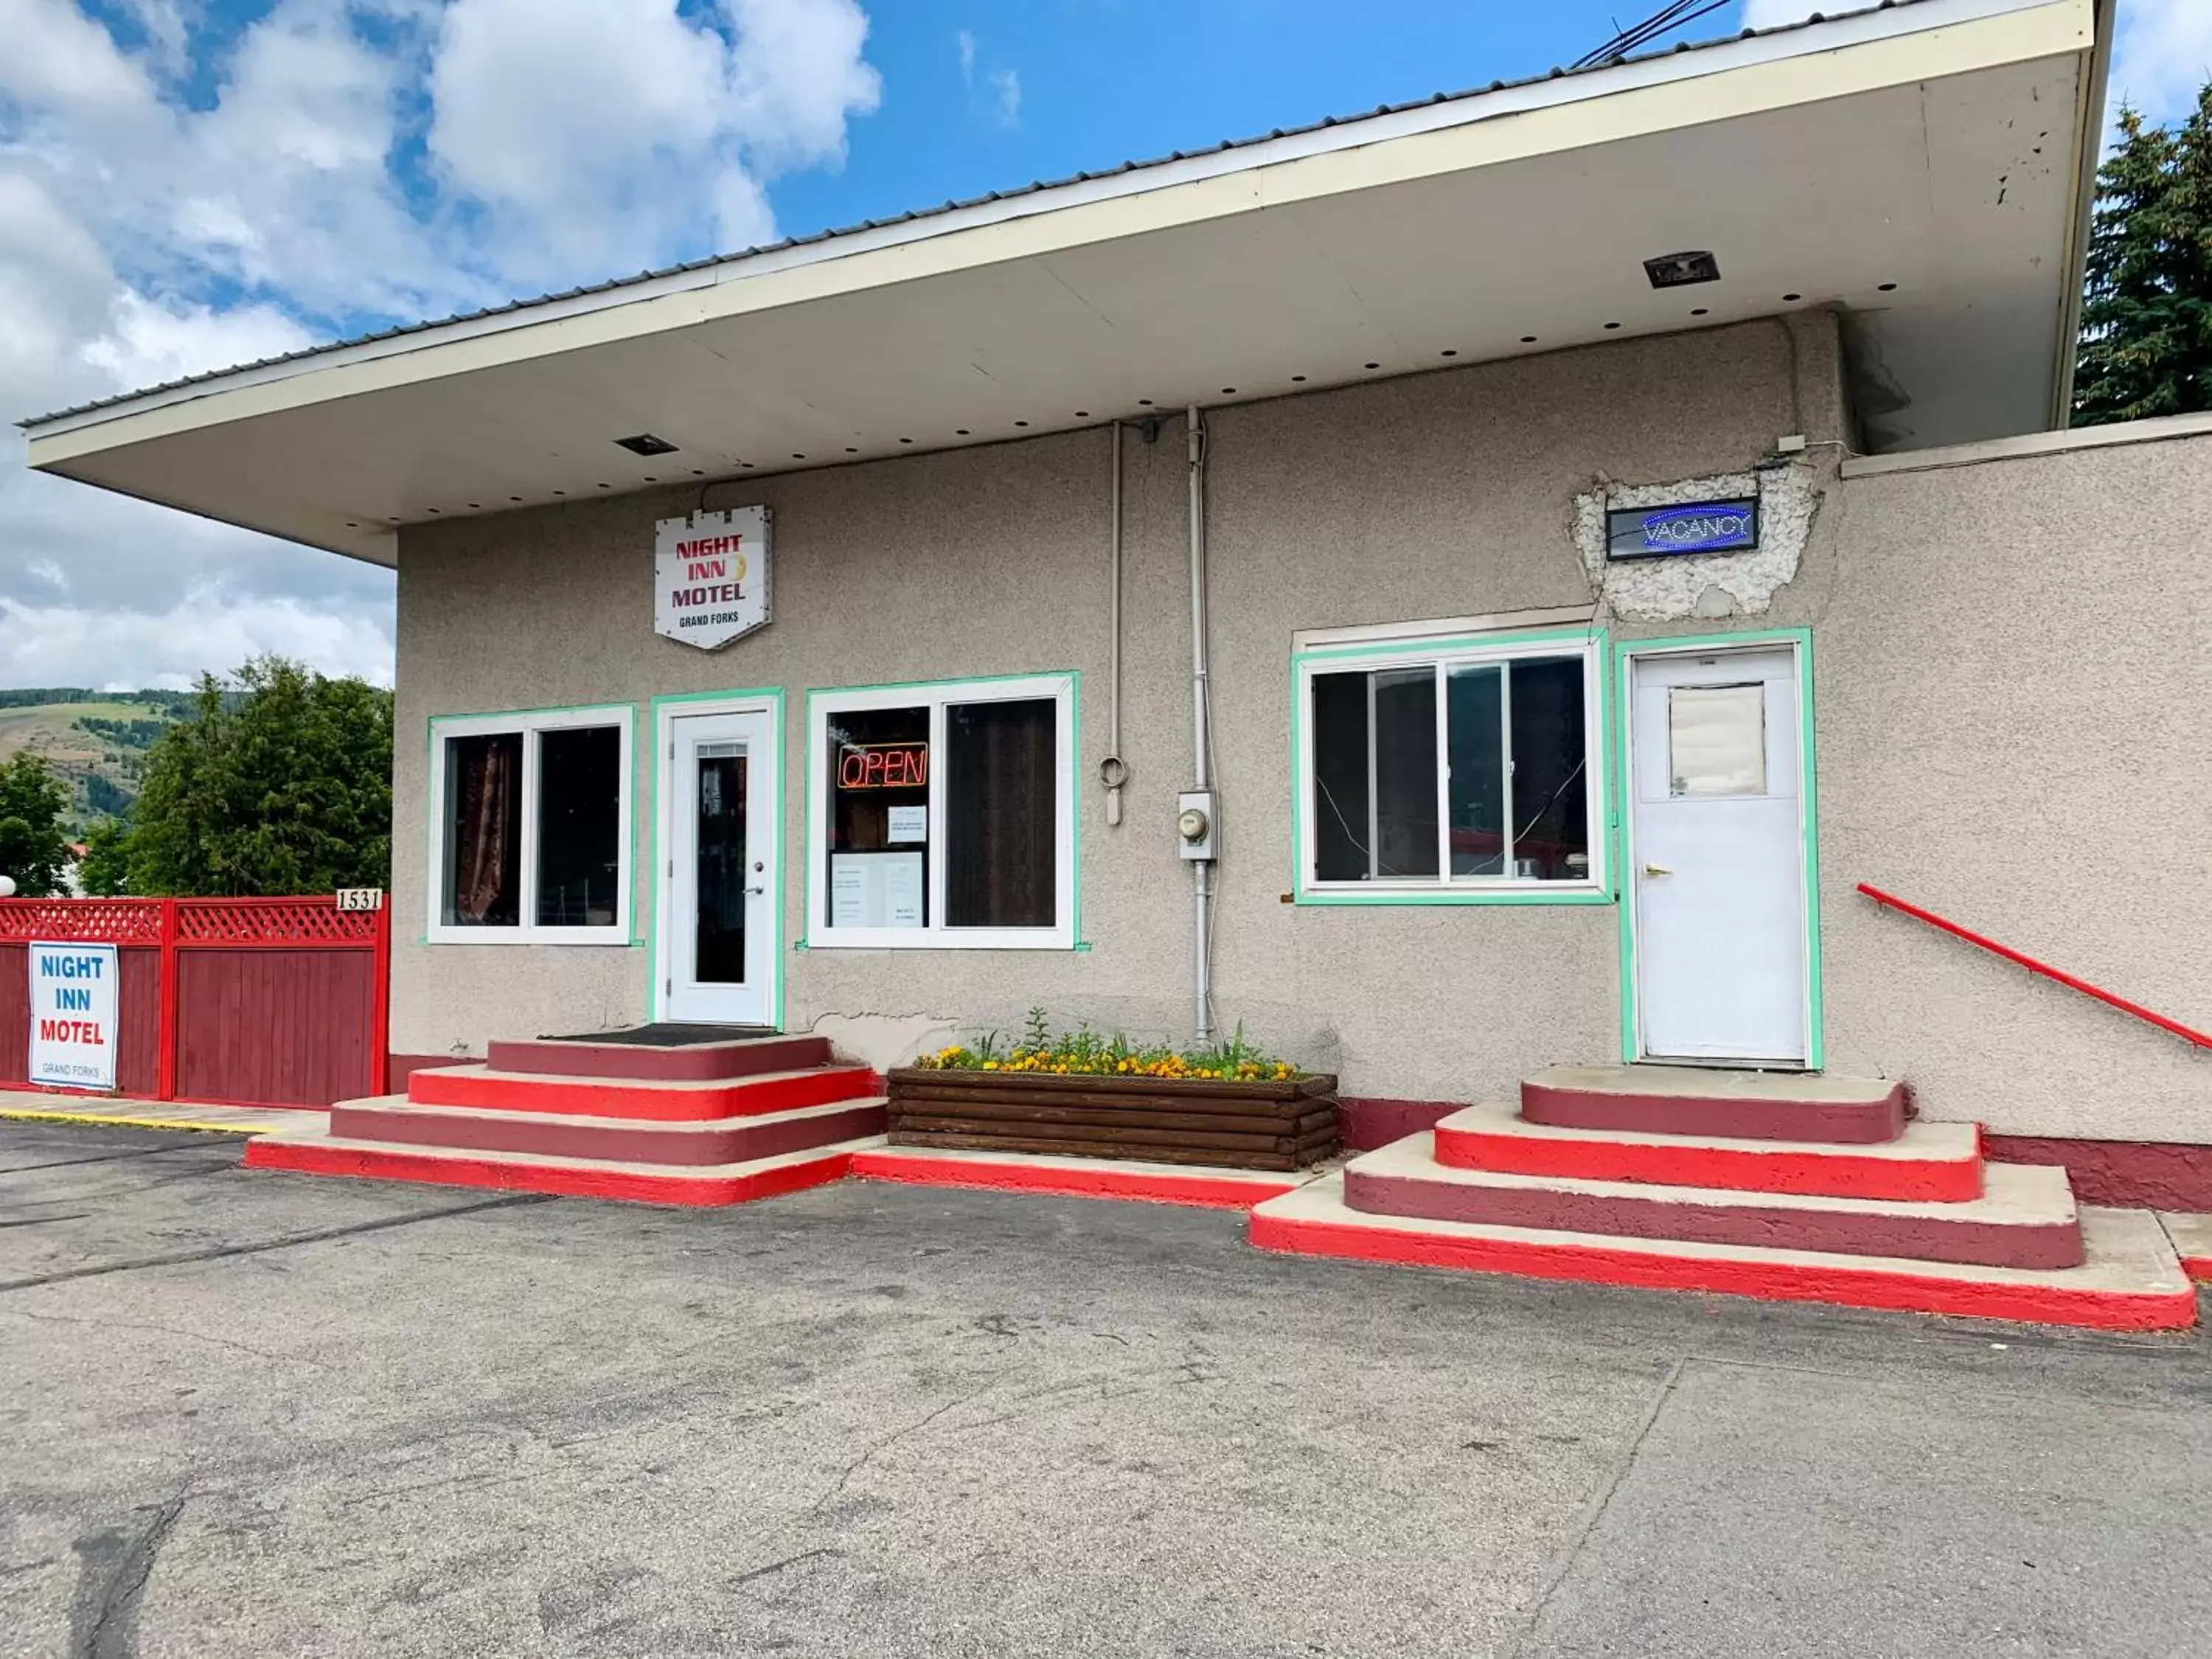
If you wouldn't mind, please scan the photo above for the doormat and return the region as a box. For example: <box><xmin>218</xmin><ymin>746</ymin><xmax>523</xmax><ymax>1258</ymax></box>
<box><xmin>540</xmin><ymin>1023</ymin><xmax>782</xmax><ymax>1046</ymax></box>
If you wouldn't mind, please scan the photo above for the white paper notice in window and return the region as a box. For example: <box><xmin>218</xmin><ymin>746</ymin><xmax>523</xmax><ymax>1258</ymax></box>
<box><xmin>1669</xmin><ymin>684</ymin><xmax>1767</xmax><ymax>797</ymax></box>
<box><xmin>830</xmin><ymin>852</ymin><xmax>925</xmax><ymax>927</ymax></box>
<box><xmin>886</xmin><ymin>805</ymin><xmax>927</xmax><ymax>844</ymax></box>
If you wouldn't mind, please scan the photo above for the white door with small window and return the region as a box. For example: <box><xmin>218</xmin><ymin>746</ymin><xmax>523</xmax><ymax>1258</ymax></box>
<box><xmin>660</xmin><ymin>706</ymin><xmax>778</xmax><ymax>1026</ymax></box>
<box><xmin>1629</xmin><ymin>646</ymin><xmax>1808</xmax><ymax>1063</ymax></box>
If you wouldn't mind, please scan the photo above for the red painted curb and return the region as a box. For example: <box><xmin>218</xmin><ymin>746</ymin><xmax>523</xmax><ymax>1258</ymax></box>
<box><xmin>1433</xmin><ymin>1124</ymin><xmax>1983</xmax><ymax>1201</ymax></box>
<box><xmin>243</xmin><ymin>1137</ymin><xmax>855</xmax><ymax>1206</ymax></box>
<box><xmin>850</xmin><ymin>1150</ymin><xmax>1301</xmax><ymax>1210</ymax></box>
<box><xmin>2180</xmin><ymin>1255</ymin><xmax>2212</xmax><ymax>1286</ymax></box>
<box><xmin>485</xmin><ymin>1034</ymin><xmax>832</xmax><ymax>1082</ymax></box>
<box><xmin>406</xmin><ymin>1065</ymin><xmax>880</xmax><ymax>1121</ymax></box>
<box><xmin>333</xmin><ymin>1099</ymin><xmax>886</xmax><ymax>1166</ymax></box>
<box><xmin>1246</xmin><ymin>1211</ymin><xmax>2198</xmax><ymax>1332</ymax></box>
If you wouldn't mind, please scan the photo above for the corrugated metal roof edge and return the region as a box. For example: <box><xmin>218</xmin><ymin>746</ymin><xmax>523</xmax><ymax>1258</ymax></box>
<box><xmin>22</xmin><ymin>3</ymin><xmax>1914</xmax><ymax>430</ymax></box>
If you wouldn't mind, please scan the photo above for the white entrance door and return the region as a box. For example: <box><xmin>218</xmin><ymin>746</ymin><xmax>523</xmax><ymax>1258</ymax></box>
<box><xmin>660</xmin><ymin>706</ymin><xmax>778</xmax><ymax>1026</ymax></box>
<box><xmin>1629</xmin><ymin>645</ymin><xmax>1808</xmax><ymax>1063</ymax></box>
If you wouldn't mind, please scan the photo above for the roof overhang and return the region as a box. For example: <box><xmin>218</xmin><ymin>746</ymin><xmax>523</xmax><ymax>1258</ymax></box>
<box><xmin>21</xmin><ymin>0</ymin><xmax>2107</xmax><ymax>568</ymax></box>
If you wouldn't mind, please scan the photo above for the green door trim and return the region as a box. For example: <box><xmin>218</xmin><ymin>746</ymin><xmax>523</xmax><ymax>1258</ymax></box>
<box><xmin>648</xmin><ymin>687</ymin><xmax>787</xmax><ymax>1032</ymax></box>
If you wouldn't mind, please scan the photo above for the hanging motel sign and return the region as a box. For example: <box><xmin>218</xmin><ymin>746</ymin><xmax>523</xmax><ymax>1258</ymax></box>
<box><xmin>655</xmin><ymin>505</ymin><xmax>773</xmax><ymax>650</ymax></box>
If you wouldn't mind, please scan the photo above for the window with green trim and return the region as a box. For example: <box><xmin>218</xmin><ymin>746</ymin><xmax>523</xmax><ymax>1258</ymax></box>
<box><xmin>807</xmin><ymin>674</ymin><xmax>1077</xmax><ymax>949</ymax></box>
<box><xmin>427</xmin><ymin>705</ymin><xmax>634</xmax><ymax>943</ymax></box>
<box><xmin>1296</xmin><ymin>631</ymin><xmax>1606</xmax><ymax>900</ymax></box>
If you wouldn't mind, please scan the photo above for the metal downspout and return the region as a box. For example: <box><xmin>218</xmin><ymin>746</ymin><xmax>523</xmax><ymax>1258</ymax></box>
<box><xmin>1188</xmin><ymin>405</ymin><xmax>1213</xmax><ymax>1046</ymax></box>
<box><xmin>1102</xmin><ymin>422</ymin><xmax>1127</xmax><ymax>828</ymax></box>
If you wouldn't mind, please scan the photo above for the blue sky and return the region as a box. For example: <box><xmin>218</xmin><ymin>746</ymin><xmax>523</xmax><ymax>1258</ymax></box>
<box><xmin>0</xmin><ymin>1</ymin><xmax>2203</xmax><ymax>688</ymax></box>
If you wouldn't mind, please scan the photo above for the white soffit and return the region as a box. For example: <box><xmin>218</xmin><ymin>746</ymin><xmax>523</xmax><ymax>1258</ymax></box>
<box><xmin>21</xmin><ymin>0</ymin><xmax>2099</xmax><ymax>567</ymax></box>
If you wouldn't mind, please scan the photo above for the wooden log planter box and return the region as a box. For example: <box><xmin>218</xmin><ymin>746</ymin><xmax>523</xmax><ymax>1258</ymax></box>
<box><xmin>883</xmin><ymin>1069</ymin><xmax>1342</xmax><ymax>1172</ymax></box>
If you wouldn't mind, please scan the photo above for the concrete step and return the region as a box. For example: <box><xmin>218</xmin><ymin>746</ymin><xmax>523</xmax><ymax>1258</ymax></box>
<box><xmin>1523</xmin><ymin>1065</ymin><xmax>1906</xmax><ymax>1144</ymax></box>
<box><xmin>849</xmin><ymin>1144</ymin><xmax>1315</xmax><ymax>1211</ymax></box>
<box><xmin>406</xmin><ymin>1062</ymin><xmax>880</xmax><ymax>1121</ymax></box>
<box><xmin>1435</xmin><ymin>1102</ymin><xmax>1982</xmax><ymax>1200</ymax></box>
<box><xmin>1250</xmin><ymin>1174</ymin><xmax>2195</xmax><ymax>1332</ymax></box>
<box><xmin>1348</xmin><ymin>1135</ymin><xmax>2079</xmax><ymax>1269</ymax></box>
<box><xmin>486</xmin><ymin>1031</ymin><xmax>831</xmax><ymax>1081</ymax></box>
<box><xmin>244</xmin><ymin>1125</ymin><xmax>884</xmax><ymax>1206</ymax></box>
<box><xmin>331</xmin><ymin>1094</ymin><xmax>887</xmax><ymax>1167</ymax></box>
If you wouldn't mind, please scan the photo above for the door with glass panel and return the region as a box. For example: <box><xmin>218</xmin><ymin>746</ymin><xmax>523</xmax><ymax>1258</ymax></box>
<box><xmin>1628</xmin><ymin>646</ymin><xmax>1806</xmax><ymax>1063</ymax></box>
<box><xmin>661</xmin><ymin>706</ymin><xmax>777</xmax><ymax>1026</ymax></box>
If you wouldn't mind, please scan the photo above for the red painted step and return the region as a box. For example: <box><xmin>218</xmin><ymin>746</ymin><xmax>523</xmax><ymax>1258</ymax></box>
<box><xmin>1250</xmin><ymin>1175</ymin><xmax>2195</xmax><ymax>1332</ymax></box>
<box><xmin>1433</xmin><ymin>1102</ymin><xmax>1982</xmax><ymax>1201</ymax></box>
<box><xmin>1522</xmin><ymin>1065</ymin><xmax>1906</xmax><ymax>1144</ymax></box>
<box><xmin>246</xmin><ymin>1129</ymin><xmax>871</xmax><ymax>1207</ymax></box>
<box><xmin>406</xmin><ymin>1062</ymin><xmax>880</xmax><ymax>1121</ymax></box>
<box><xmin>486</xmin><ymin>1032</ymin><xmax>831</xmax><ymax>1081</ymax></box>
<box><xmin>1348</xmin><ymin>1135</ymin><xmax>2081</xmax><ymax>1270</ymax></box>
<box><xmin>333</xmin><ymin>1094</ymin><xmax>886</xmax><ymax>1166</ymax></box>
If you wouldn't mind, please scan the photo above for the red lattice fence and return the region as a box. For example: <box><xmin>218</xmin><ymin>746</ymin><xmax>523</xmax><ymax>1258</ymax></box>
<box><xmin>0</xmin><ymin>897</ymin><xmax>389</xmax><ymax>1108</ymax></box>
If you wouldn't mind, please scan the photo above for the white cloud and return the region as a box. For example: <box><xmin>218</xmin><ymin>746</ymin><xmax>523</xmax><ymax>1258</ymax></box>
<box><xmin>80</xmin><ymin>291</ymin><xmax>318</xmax><ymax>390</ymax></box>
<box><xmin>955</xmin><ymin>27</ymin><xmax>1018</xmax><ymax>126</ymax></box>
<box><xmin>2109</xmin><ymin>0</ymin><xmax>2212</xmax><ymax>125</ymax></box>
<box><xmin>1741</xmin><ymin>1</ymin><xmax>2209</xmax><ymax>129</ymax></box>
<box><xmin>0</xmin><ymin>0</ymin><xmax>885</xmax><ymax>690</ymax></box>
<box><xmin>0</xmin><ymin>588</ymin><xmax>399</xmax><ymax>689</ymax></box>
<box><xmin>428</xmin><ymin>0</ymin><xmax>877</xmax><ymax>275</ymax></box>
<box><xmin>1736</xmin><ymin>1</ymin><xmax>1809</xmax><ymax>29</ymax></box>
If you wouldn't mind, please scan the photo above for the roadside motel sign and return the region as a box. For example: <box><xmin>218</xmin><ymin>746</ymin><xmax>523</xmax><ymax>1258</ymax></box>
<box><xmin>654</xmin><ymin>506</ymin><xmax>773</xmax><ymax>650</ymax></box>
<box><xmin>28</xmin><ymin>940</ymin><xmax>118</xmax><ymax>1091</ymax></box>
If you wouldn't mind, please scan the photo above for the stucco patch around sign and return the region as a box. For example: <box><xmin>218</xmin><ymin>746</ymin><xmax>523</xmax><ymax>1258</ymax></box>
<box><xmin>1574</xmin><ymin>465</ymin><xmax>1818</xmax><ymax>620</ymax></box>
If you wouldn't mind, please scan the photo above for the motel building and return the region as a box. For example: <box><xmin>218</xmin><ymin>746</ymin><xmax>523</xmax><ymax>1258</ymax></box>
<box><xmin>22</xmin><ymin>0</ymin><xmax>2212</xmax><ymax>1329</ymax></box>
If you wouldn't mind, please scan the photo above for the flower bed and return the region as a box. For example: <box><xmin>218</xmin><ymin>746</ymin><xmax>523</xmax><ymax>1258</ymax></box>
<box><xmin>887</xmin><ymin>1018</ymin><xmax>1340</xmax><ymax>1172</ymax></box>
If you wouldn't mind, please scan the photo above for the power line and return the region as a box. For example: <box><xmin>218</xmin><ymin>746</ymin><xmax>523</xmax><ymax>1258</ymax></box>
<box><xmin>1570</xmin><ymin>0</ymin><xmax>1736</xmax><ymax>73</ymax></box>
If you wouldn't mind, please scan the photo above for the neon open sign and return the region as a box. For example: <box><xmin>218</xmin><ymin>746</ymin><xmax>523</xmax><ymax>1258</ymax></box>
<box><xmin>838</xmin><ymin>742</ymin><xmax>928</xmax><ymax>790</ymax></box>
<box><xmin>1605</xmin><ymin>498</ymin><xmax>1760</xmax><ymax>560</ymax></box>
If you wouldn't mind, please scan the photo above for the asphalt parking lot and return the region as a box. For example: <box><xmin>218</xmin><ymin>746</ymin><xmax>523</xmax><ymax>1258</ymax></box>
<box><xmin>3</xmin><ymin>1119</ymin><xmax>2211</xmax><ymax>1658</ymax></box>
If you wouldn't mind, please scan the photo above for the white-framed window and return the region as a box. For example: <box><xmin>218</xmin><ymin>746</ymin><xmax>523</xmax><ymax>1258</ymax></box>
<box><xmin>1293</xmin><ymin>627</ymin><xmax>1608</xmax><ymax>904</ymax></box>
<box><xmin>806</xmin><ymin>673</ymin><xmax>1077</xmax><ymax>950</ymax></box>
<box><xmin>426</xmin><ymin>704</ymin><xmax>635</xmax><ymax>945</ymax></box>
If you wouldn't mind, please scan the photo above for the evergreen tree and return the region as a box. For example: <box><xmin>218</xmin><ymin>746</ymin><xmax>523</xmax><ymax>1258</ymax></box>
<box><xmin>2074</xmin><ymin>91</ymin><xmax>2212</xmax><ymax>424</ymax></box>
<box><xmin>0</xmin><ymin>754</ymin><xmax>72</xmax><ymax>897</ymax></box>
<box><xmin>125</xmin><ymin>656</ymin><xmax>392</xmax><ymax>897</ymax></box>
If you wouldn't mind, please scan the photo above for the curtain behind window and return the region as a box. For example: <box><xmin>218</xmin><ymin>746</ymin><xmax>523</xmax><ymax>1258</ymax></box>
<box><xmin>447</xmin><ymin>732</ymin><xmax>521</xmax><ymax>925</ymax></box>
<box><xmin>945</xmin><ymin>698</ymin><xmax>1055</xmax><ymax>928</ymax></box>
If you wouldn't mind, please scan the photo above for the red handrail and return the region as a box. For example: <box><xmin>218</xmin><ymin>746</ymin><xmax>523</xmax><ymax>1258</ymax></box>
<box><xmin>1857</xmin><ymin>883</ymin><xmax>2212</xmax><ymax>1051</ymax></box>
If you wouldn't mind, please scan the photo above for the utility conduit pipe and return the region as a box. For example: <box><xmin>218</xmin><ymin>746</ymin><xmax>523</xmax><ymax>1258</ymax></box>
<box><xmin>1189</xmin><ymin>405</ymin><xmax>1214</xmax><ymax>1046</ymax></box>
<box><xmin>1100</xmin><ymin>422</ymin><xmax>1128</xmax><ymax>827</ymax></box>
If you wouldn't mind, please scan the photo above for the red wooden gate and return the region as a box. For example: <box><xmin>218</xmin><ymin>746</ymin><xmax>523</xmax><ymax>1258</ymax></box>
<box><xmin>0</xmin><ymin>897</ymin><xmax>389</xmax><ymax>1108</ymax></box>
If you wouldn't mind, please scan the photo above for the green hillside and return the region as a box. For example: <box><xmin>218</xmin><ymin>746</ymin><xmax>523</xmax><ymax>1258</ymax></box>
<box><xmin>0</xmin><ymin>689</ymin><xmax>192</xmax><ymax>833</ymax></box>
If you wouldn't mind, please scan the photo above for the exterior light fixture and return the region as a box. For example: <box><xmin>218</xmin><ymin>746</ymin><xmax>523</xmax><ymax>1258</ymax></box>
<box><xmin>1643</xmin><ymin>250</ymin><xmax>1720</xmax><ymax>288</ymax></box>
<box><xmin>614</xmin><ymin>433</ymin><xmax>678</xmax><ymax>456</ymax></box>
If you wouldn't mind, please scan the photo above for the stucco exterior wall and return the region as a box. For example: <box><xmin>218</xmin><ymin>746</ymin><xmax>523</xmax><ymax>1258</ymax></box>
<box><xmin>389</xmin><ymin>311</ymin><xmax>2208</xmax><ymax>1144</ymax></box>
<box><xmin>1806</xmin><ymin>437</ymin><xmax>2212</xmax><ymax>1141</ymax></box>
